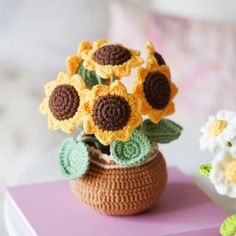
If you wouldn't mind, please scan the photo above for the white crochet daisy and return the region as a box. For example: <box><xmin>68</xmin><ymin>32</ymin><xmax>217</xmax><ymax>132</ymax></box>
<box><xmin>209</xmin><ymin>147</ymin><xmax>236</xmax><ymax>198</ymax></box>
<box><xmin>200</xmin><ymin>110</ymin><xmax>236</xmax><ymax>152</ymax></box>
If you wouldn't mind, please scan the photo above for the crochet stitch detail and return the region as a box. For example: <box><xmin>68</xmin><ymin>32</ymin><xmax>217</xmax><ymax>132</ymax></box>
<box><xmin>144</xmin><ymin>72</ymin><xmax>171</xmax><ymax>109</ymax></box>
<box><xmin>198</xmin><ymin>164</ymin><xmax>212</xmax><ymax>177</ymax></box>
<box><xmin>141</xmin><ymin>118</ymin><xmax>182</xmax><ymax>144</ymax></box>
<box><xmin>49</xmin><ymin>85</ymin><xmax>80</xmax><ymax>120</ymax></box>
<box><xmin>93</xmin><ymin>45</ymin><xmax>131</xmax><ymax>65</ymax></box>
<box><xmin>220</xmin><ymin>214</ymin><xmax>236</xmax><ymax>236</ymax></box>
<box><xmin>154</xmin><ymin>52</ymin><xmax>166</xmax><ymax>66</ymax></box>
<box><xmin>59</xmin><ymin>138</ymin><xmax>90</xmax><ymax>179</ymax></box>
<box><xmin>111</xmin><ymin>129</ymin><xmax>151</xmax><ymax>166</ymax></box>
<box><xmin>93</xmin><ymin>95</ymin><xmax>131</xmax><ymax>131</ymax></box>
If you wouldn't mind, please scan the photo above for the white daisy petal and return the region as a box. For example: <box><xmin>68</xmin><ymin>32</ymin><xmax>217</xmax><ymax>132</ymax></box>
<box><xmin>209</xmin><ymin>148</ymin><xmax>236</xmax><ymax>198</ymax></box>
<box><xmin>199</xmin><ymin>110</ymin><xmax>236</xmax><ymax>153</ymax></box>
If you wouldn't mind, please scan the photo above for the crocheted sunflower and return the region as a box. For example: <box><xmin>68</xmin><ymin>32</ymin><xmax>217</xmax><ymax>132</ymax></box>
<box><xmin>146</xmin><ymin>41</ymin><xmax>166</xmax><ymax>66</ymax></box>
<box><xmin>66</xmin><ymin>41</ymin><xmax>92</xmax><ymax>75</ymax></box>
<box><xmin>40</xmin><ymin>72</ymin><xmax>87</xmax><ymax>133</ymax></box>
<box><xmin>133</xmin><ymin>58</ymin><xmax>178</xmax><ymax>123</ymax></box>
<box><xmin>81</xmin><ymin>80</ymin><xmax>142</xmax><ymax>145</ymax></box>
<box><xmin>81</xmin><ymin>39</ymin><xmax>144</xmax><ymax>78</ymax></box>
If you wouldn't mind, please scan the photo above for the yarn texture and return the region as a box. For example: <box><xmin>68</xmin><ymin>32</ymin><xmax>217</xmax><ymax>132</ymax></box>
<box><xmin>59</xmin><ymin>138</ymin><xmax>90</xmax><ymax>179</ymax></box>
<box><xmin>146</xmin><ymin>41</ymin><xmax>166</xmax><ymax>66</ymax></box>
<box><xmin>110</xmin><ymin>129</ymin><xmax>151</xmax><ymax>166</ymax></box>
<box><xmin>70</xmin><ymin>145</ymin><xmax>167</xmax><ymax>215</ymax></box>
<box><xmin>198</xmin><ymin>163</ymin><xmax>212</xmax><ymax>177</ymax></box>
<box><xmin>141</xmin><ymin>118</ymin><xmax>182</xmax><ymax>144</ymax></box>
<box><xmin>81</xmin><ymin>39</ymin><xmax>144</xmax><ymax>78</ymax></box>
<box><xmin>133</xmin><ymin>59</ymin><xmax>178</xmax><ymax>123</ymax></box>
<box><xmin>220</xmin><ymin>214</ymin><xmax>236</xmax><ymax>236</ymax></box>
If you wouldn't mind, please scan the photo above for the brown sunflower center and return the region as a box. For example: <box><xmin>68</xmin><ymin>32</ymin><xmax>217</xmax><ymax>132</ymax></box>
<box><xmin>154</xmin><ymin>51</ymin><xmax>166</xmax><ymax>65</ymax></box>
<box><xmin>93</xmin><ymin>95</ymin><xmax>131</xmax><ymax>131</ymax></box>
<box><xmin>144</xmin><ymin>72</ymin><xmax>171</xmax><ymax>109</ymax></box>
<box><xmin>92</xmin><ymin>45</ymin><xmax>131</xmax><ymax>65</ymax></box>
<box><xmin>49</xmin><ymin>85</ymin><xmax>80</xmax><ymax>120</ymax></box>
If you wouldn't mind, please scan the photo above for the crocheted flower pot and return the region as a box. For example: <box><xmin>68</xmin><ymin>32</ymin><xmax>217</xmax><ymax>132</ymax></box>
<box><xmin>69</xmin><ymin>145</ymin><xmax>167</xmax><ymax>215</ymax></box>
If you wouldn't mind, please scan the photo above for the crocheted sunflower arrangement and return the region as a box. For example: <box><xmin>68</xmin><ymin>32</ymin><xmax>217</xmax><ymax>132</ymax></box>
<box><xmin>40</xmin><ymin>40</ymin><xmax>182</xmax><ymax>215</ymax></box>
<box><xmin>199</xmin><ymin>110</ymin><xmax>236</xmax><ymax>236</ymax></box>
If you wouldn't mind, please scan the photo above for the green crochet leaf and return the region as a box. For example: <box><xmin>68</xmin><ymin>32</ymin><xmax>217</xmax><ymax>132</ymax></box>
<box><xmin>198</xmin><ymin>164</ymin><xmax>212</xmax><ymax>177</ymax></box>
<box><xmin>78</xmin><ymin>62</ymin><xmax>105</xmax><ymax>87</ymax></box>
<box><xmin>140</xmin><ymin>118</ymin><xmax>183</xmax><ymax>144</ymax></box>
<box><xmin>59</xmin><ymin>138</ymin><xmax>90</xmax><ymax>180</ymax></box>
<box><xmin>220</xmin><ymin>214</ymin><xmax>236</xmax><ymax>236</ymax></box>
<box><xmin>110</xmin><ymin>129</ymin><xmax>151</xmax><ymax>167</ymax></box>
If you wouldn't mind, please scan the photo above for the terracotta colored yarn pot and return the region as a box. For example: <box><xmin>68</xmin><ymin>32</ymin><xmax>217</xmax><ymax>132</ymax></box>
<box><xmin>69</xmin><ymin>146</ymin><xmax>167</xmax><ymax>215</ymax></box>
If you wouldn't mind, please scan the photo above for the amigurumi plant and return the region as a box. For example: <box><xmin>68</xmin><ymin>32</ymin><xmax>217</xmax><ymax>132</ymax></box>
<box><xmin>199</xmin><ymin>110</ymin><xmax>236</xmax><ymax>235</ymax></box>
<box><xmin>40</xmin><ymin>39</ymin><xmax>182</xmax><ymax>215</ymax></box>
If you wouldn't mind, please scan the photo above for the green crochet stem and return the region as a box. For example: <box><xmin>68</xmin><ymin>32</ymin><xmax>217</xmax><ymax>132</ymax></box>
<box><xmin>220</xmin><ymin>214</ymin><xmax>236</xmax><ymax>236</ymax></box>
<box><xmin>80</xmin><ymin>135</ymin><xmax>104</xmax><ymax>150</ymax></box>
<box><xmin>110</xmin><ymin>74</ymin><xmax>115</xmax><ymax>84</ymax></box>
<box><xmin>78</xmin><ymin>62</ymin><xmax>105</xmax><ymax>86</ymax></box>
<box><xmin>140</xmin><ymin>118</ymin><xmax>183</xmax><ymax>144</ymax></box>
<box><xmin>95</xmin><ymin>74</ymin><xmax>103</xmax><ymax>84</ymax></box>
<box><xmin>227</xmin><ymin>142</ymin><xmax>232</xmax><ymax>147</ymax></box>
<box><xmin>198</xmin><ymin>164</ymin><xmax>212</xmax><ymax>177</ymax></box>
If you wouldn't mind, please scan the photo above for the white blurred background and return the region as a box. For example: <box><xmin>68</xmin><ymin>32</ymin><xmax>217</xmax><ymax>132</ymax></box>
<box><xmin>1</xmin><ymin>0</ymin><xmax>236</xmax><ymax>235</ymax></box>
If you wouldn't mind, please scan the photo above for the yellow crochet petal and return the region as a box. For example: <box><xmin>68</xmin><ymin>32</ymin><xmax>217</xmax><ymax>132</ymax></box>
<box><xmin>114</xmin><ymin>128</ymin><xmax>131</xmax><ymax>142</ymax></box>
<box><xmin>83</xmin><ymin>118</ymin><xmax>95</xmax><ymax>134</ymax></box>
<box><xmin>82</xmin><ymin>59</ymin><xmax>95</xmax><ymax>72</ymax></box>
<box><xmin>78</xmin><ymin>41</ymin><xmax>92</xmax><ymax>53</ymax></box>
<box><xmin>171</xmin><ymin>83</ymin><xmax>178</xmax><ymax>99</ymax></box>
<box><xmin>81</xmin><ymin>40</ymin><xmax>144</xmax><ymax>78</ymax></box>
<box><xmin>129</xmin><ymin>113</ymin><xmax>142</xmax><ymax>127</ymax></box>
<box><xmin>47</xmin><ymin>115</ymin><xmax>58</xmax><ymax>131</ymax></box>
<box><xmin>95</xmin><ymin>130</ymin><xmax>113</xmax><ymax>146</ymax></box>
<box><xmin>130</xmin><ymin>49</ymin><xmax>141</xmax><ymax>57</ymax></box>
<box><xmin>146</xmin><ymin>41</ymin><xmax>155</xmax><ymax>55</ymax></box>
<box><xmin>39</xmin><ymin>98</ymin><xmax>49</xmax><ymax>115</ymax></box>
<box><xmin>66</xmin><ymin>55</ymin><xmax>81</xmax><ymax>75</ymax></box>
<box><xmin>164</xmin><ymin>102</ymin><xmax>175</xmax><ymax>116</ymax></box>
<box><xmin>146</xmin><ymin>58</ymin><xmax>159</xmax><ymax>72</ymax></box>
<box><xmin>91</xmin><ymin>84</ymin><xmax>109</xmax><ymax>99</ymax></box>
<box><xmin>149</xmin><ymin>110</ymin><xmax>164</xmax><ymax>123</ymax></box>
<box><xmin>60</xmin><ymin>120</ymin><xmax>76</xmax><ymax>134</ymax></box>
<box><xmin>110</xmin><ymin>81</ymin><xmax>127</xmax><ymax>96</ymax></box>
<box><xmin>159</xmin><ymin>65</ymin><xmax>171</xmax><ymax>80</ymax></box>
<box><xmin>40</xmin><ymin>72</ymin><xmax>87</xmax><ymax>134</ymax></box>
<box><xmin>136</xmin><ymin>67</ymin><xmax>148</xmax><ymax>83</ymax></box>
<box><xmin>93</xmin><ymin>39</ymin><xmax>108</xmax><ymax>50</ymax></box>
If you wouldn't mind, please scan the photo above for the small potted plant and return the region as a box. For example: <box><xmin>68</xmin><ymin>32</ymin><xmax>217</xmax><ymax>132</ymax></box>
<box><xmin>199</xmin><ymin>110</ymin><xmax>236</xmax><ymax>235</ymax></box>
<box><xmin>40</xmin><ymin>40</ymin><xmax>182</xmax><ymax>215</ymax></box>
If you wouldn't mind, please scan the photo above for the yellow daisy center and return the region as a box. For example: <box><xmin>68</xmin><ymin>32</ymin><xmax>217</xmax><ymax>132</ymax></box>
<box><xmin>223</xmin><ymin>160</ymin><xmax>236</xmax><ymax>183</ymax></box>
<box><xmin>207</xmin><ymin>120</ymin><xmax>227</xmax><ymax>137</ymax></box>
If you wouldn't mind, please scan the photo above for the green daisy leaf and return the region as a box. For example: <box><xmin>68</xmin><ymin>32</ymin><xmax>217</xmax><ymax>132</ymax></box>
<box><xmin>110</xmin><ymin>129</ymin><xmax>151</xmax><ymax>167</ymax></box>
<box><xmin>140</xmin><ymin>118</ymin><xmax>183</xmax><ymax>144</ymax></box>
<box><xmin>78</xmin><ymin>62</ymin><xmax>105</xmax><ymax>87</ymax></box>
<box><xmin>220</xmin><ymin>214</ymin><xmax>236</xmax><ymax>236</ymax></box>
<box><xmin>59</xmin><ymin>138</ymin><xmax>90</xmax><ymax>179</ymax></box>
<box><xmin>198</xmin><ymin>164</ymin><xmax>212</xmax><ymax>177</ymax></box>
